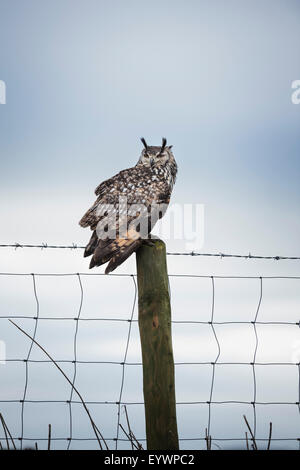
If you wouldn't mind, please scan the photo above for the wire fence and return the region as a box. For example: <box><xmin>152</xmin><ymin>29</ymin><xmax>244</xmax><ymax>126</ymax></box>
<box><xmin>1</xmin><ymin>242</ymin><xmax>300</xmax><ymax>260</ymax></box>
<box><xmin>0</xmin><ymin>245</ymin><xmax>299</xmax><ymax>450</ymax></box>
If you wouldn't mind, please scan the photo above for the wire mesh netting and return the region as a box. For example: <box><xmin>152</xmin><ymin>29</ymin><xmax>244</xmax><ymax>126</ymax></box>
<box><xmin>0</xmin><ymin>247</ymin><xmax>299</xmax><ymax>450</ymax></box>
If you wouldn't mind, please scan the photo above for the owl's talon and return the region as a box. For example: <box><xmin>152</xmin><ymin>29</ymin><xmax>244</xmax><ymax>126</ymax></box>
<box><xmin>142</xmin><ymin>239</ymin><xmax>156</xmax><ymax>247</ymax></box>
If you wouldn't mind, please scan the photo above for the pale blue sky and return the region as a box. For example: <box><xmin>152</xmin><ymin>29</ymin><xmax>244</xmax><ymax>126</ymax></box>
<box><xmin>0</xmin><ymin>0</ymin><xmax>300</xmax><ymax>256</ymax></box>
<box><xmin>0</xmin><ymin>0</ymin><xmax>299</xmax><ymax>450</ymax></box>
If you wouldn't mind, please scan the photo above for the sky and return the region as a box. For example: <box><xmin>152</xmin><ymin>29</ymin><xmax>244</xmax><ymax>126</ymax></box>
<box><xmin>0</xmin><ymin>0</ymin><xmax>299</xmax><ymax>450</ymax></box>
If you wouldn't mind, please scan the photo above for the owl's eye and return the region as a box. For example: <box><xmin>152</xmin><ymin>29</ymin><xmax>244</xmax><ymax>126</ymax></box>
<box><xmin>144</xmin><ymin>153</ymin><xmax>149</xmax><ymax>158</ymax></box>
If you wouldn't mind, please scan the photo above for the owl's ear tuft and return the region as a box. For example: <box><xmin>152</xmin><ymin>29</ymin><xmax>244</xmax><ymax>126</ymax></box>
<box><xmin>161</xmin><ymin>137</ymin><xmax>167</xmax><ymax>151</ymax></box>
<box><xmin>140</xmin><ymin>137</ymin><xmax>148</xmax><ymax>150</ymax></box>
<box><xmin>168</xmin><ymin>145</ymin><xmax>173</xmax><ymax>150</ymax></box>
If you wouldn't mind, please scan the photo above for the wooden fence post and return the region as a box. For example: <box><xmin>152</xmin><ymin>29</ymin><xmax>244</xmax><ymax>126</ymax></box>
<box><xmin>136</xmin><ymin>239</ymin><xmax>179</xmax><ymax>450</ymax></box>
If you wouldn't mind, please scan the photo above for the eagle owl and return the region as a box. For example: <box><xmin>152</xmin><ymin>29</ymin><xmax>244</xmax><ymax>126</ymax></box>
<box><xmin>79</xmin><ymin>138</ymin><xmax>177</xmax><ymax>273</ymax></box>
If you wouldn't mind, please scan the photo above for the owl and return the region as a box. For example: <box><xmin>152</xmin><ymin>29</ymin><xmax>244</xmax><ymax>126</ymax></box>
<box><xmin>79</xmin><ymin>137</ymin><xmax>177</xmax><ymax>273</ymax></box>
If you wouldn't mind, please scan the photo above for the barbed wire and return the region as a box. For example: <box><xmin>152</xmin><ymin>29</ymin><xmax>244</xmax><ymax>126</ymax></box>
<box><xmin>0</xmin><ymin>242</ymin><xmax>300</xmax><ymax>261</ymax></box>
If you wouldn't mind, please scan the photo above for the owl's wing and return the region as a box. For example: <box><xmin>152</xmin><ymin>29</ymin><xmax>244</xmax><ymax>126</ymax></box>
<box><xmin>79</xmin><ymin>165</ymin><xmax>170</xmax><ymax>229</ymax></box>
<box><xmin>79</xmin><ymin>166</ymin><xmax>138</xmax><ymax>229</ymax></box>
<box><xmin>79</xmin><ymin>165</ymin><xmax>171</xmax><ymax>273</ymax></box>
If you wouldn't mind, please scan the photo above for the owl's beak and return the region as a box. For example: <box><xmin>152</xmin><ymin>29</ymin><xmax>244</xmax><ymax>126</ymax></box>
<box><xmin>149</xmin><ymin>157</ymin><xmax>155</xmax><ymax>168</ymax></box>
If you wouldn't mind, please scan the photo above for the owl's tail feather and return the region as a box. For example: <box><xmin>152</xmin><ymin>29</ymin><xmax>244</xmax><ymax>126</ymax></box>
<box><xmin>85</xmin><ymin>232</ymin><xmax>117</xmax><ymax>260</ymax></box>
<box><xmin>105</xmin><ymin>239</ymin><xmax>141</xmax><ymax>274</ymax></box>
<box><xmin>84</xmin><ymin>231</ymin><xmax>98</xmax><ymax>257</ymax></box>
<box><xmin>89</xmin><ymin>237</ymin><xmax>142</xmax><ymax>273</ymax></box>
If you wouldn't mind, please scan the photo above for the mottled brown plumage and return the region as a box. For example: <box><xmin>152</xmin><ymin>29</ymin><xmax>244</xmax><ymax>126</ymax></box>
<box><xmin>79</xmin><ymin>138</ymin><xmax>177</xmax><ymax>273</ymax></box>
